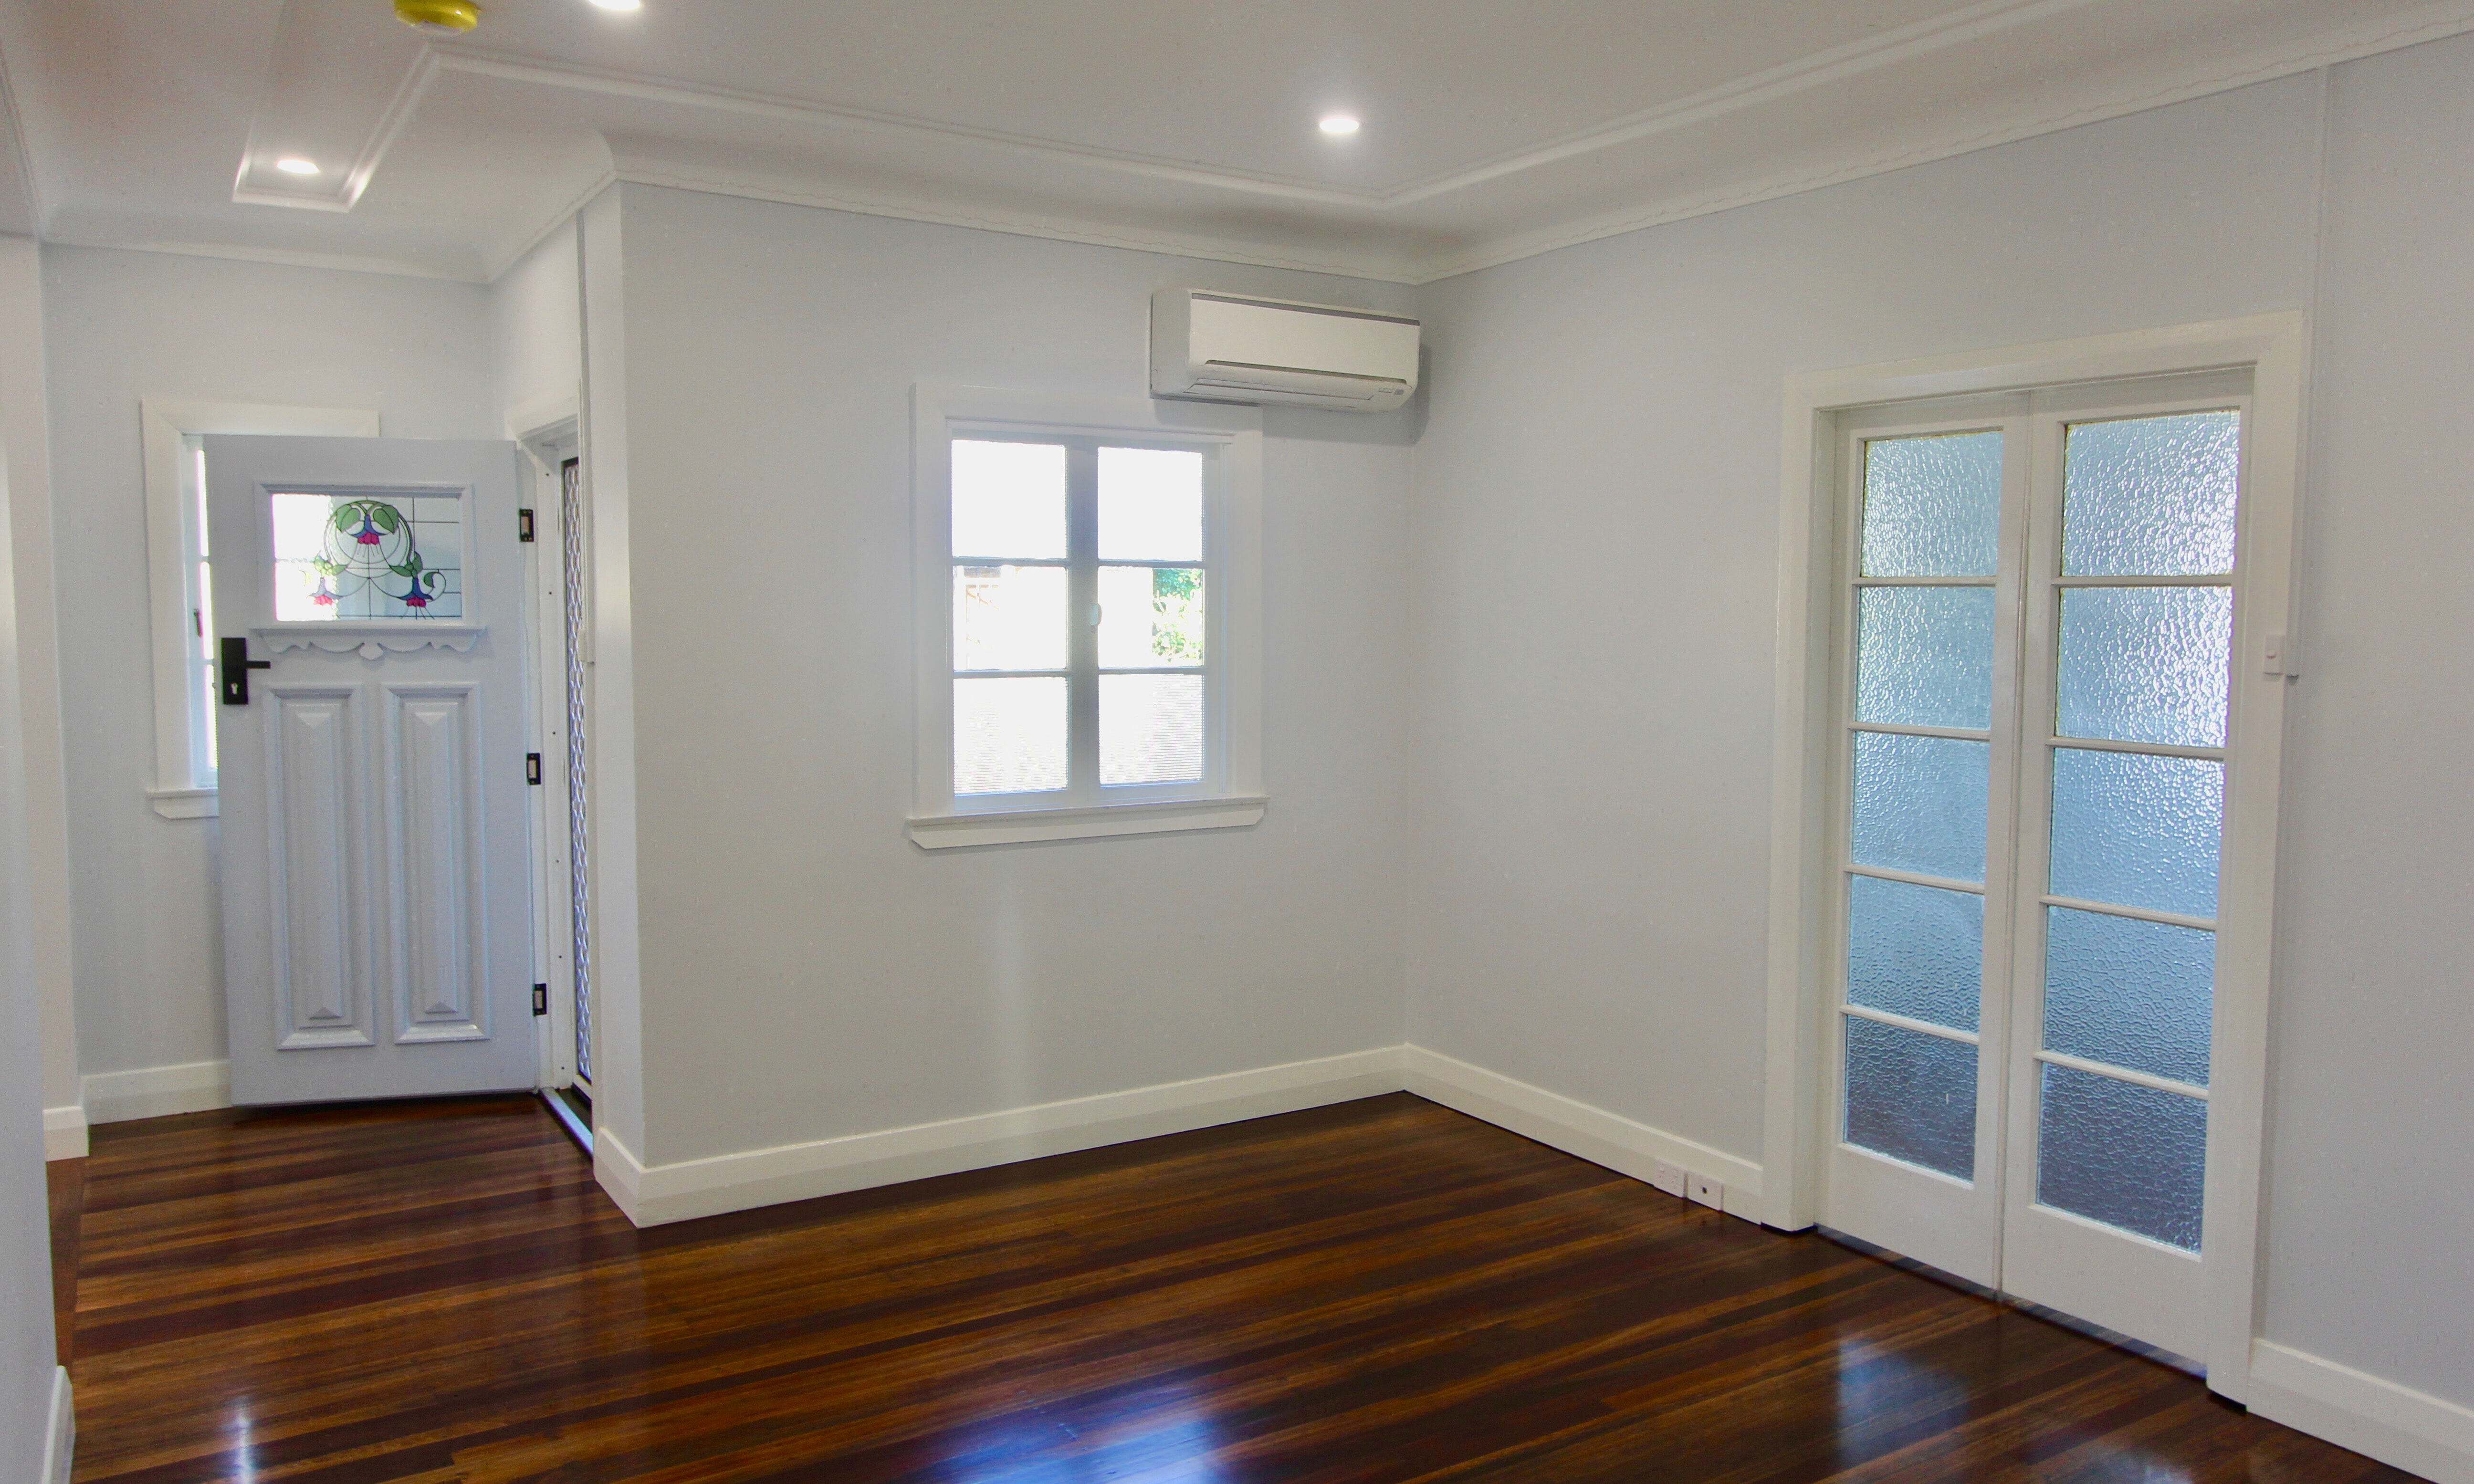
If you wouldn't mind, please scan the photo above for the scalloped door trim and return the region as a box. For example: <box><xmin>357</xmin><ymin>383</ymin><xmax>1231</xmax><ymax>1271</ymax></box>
<box><xmin>256</xmin><ymin>624</ymin><xmax>487</xmax><ymax>659</ymax></box>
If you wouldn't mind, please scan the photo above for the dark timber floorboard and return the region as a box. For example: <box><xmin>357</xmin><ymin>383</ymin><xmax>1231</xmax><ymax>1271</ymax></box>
<box><xmin>54</xmin><ymin>1092</ymin><xmax>2408</xmax><ymax>1483</ymax></box>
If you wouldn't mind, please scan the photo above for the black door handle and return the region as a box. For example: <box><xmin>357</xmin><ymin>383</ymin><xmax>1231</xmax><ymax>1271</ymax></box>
<box><xmin>220</xmin><ymin>637</ymin><xmax>273</xmax><ymax>706</ymax></box>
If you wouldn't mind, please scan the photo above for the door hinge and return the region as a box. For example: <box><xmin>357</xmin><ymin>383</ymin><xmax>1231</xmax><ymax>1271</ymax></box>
<box><xmin>525</xmin><ymin>752</ymin><xmax>543</xmax><ymax>785</ymax></box>
<box><xmin>532</xmin><ymin>983</ymin><xmax>549</xmax><ymax>1016</ymax></box>
<box><xmin>518</xmin><ymin>508</ymin><xmax>536</xmax><ymax>543</ymax></box>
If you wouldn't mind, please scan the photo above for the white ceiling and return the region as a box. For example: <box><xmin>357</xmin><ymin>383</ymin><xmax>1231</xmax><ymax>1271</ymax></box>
<box><xmin>1</xmin><ymin>0</ymin><xmax>2468</xmax><ymax>284</ymax></box>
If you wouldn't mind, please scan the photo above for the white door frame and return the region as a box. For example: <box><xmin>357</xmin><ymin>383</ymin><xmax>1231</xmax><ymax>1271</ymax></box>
<box><xmin>1761</xmin><ymin>313</ymin><xmax>2306</xmax><ymax>1401</ymax></box>
<box><xmin>511</xmin><ymin>396</ymin><xmax>585</xmax><ymax>1094</ymax></box>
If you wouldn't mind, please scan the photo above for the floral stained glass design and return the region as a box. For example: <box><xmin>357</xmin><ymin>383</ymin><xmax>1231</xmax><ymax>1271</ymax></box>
<box><xmin>272</xmin><ymin>492</ymin><xmax>463</xmax><ymax>620</ymax></box>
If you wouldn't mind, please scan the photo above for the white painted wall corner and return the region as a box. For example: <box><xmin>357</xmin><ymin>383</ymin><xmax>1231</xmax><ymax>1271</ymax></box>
<box><xmin>80</xmin><ymin>1058</ymin><xmax>232</xmax><ymax>1126</ymax></box>
<box><xmin>42</xmin><ymin>1104</ymin><xmax>85</xmax><ymax>1160</ymax></box>
<box><xmin>42</xmin><ymin>1367</ymin><xmax>73</xmax><ymax>1484</ymax></box>
<box><xmin>1402</xmin><ymin>1045</ymin><xmax>1766</xmax><ymax>1220</ymax></box>
<box><xmin>2249</xmin><ymin>1339</ymin><xmax>2474</xmax><ymax>1484</ymax></box>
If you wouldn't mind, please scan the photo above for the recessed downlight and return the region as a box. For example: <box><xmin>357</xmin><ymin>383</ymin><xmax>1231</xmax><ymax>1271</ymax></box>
<box><xmin>587</xmin><ymin>0</ymin><xmax>642</xmax><ymax>10</ymax></box>
<box><xmin>274</xmin><ymin>157</ymin><xmax>321</xmax><ymax>176</ymax></box>
<box><xmin>1319</xmin><ymin>115</ymin><xmax>1361</xmax><ymax>136</ymax></box>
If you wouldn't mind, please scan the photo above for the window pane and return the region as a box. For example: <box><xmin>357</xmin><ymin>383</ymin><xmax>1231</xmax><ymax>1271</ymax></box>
<box><xmin>1851</xmin><ymin>732</ymin><xmax>1988</xmax><ymax>883</ymax></box>
<box><xmin>954</xmin><ymin>677</ymin><xmax>1067</xmax><ymax>795</ymax></box>
<box><xmin>954</xmin><ymin>564</ymin><xmax>1067</xmax><ymax>671</ymax></box>
<box><xmin>1100</xmin><ymin>673</ymin><xmax>1203</xmax><ymax>785</ymax></box>
<box><xmin>1847</xmin><ymin>874</ymin><xmax>1981</xmax><ymax>1032</ymax></box>
<box><xmin>2061</xmin><ymin>411</ymin><xmax>2240</xmax><ymax>576</ymax></box>
<box><xmin>1844</xmin><ymin>1015</ymin><xmax>1976</xmax><ymax>1180</ymax></box>
<box><xmin>1856</xmin><ymin>586</ymin><xmax>1995</xmax><ymax>729</ymax></box>
<box><xmin>1099</xmin><ymin>447</ymin><xmax>1203</xmax><ymax>561</ymax></box>
<box><xmin>272</xmin><ymin>492</ymin><xmax>461</xmax><ymax>620</ymax></box>
<box><xmin>1860</xmin><ymin>431</ymin><xmax>2002</xmax><ymax>577</ymax></box>
<box><xmin>2036</xmin><ymin>1062</ymin><xmax>2206</xmax><ymax>1251</ymax></box>
<box><xmin>1097</xmin><ymin>566</ymin><xmax>1204</xmax><ymax>668</ymax></box>
<box><xmin>953</xmin><ymin>440</ymin><xmax>1066</xmax><ymax>559</ymax></box>
<box><xmin>2044</xmin><ymin>907</ymin><xmax>2213</xmax><ymax>1087</ymax></box>
<box><xmin>2049</xmin><ymin>749</ymin><xmax>2222</xmax><ymax>919</ymax></box>
<box><xmin>2057</xmin><ymin>587</ymin><xmax>2233</xmax><ymax>747</ymax></box>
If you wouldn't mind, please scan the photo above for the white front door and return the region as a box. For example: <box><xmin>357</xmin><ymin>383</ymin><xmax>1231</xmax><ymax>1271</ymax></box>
<box><xmin>208</xmin><ymin>435</ymin><xmax>537</xmax><ymax>1106</ymax></box>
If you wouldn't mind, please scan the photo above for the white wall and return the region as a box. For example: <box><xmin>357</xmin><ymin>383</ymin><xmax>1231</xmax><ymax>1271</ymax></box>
<box><xmin>43</xmin><ymin>246</ymin><xmax>495</xmax><ymax>1087</ymax></box>
<box><xmin>601</xmin><ymin>184</ymin><xmax>1414</xmax><ymax>1167</ymax></box>
<box><xmin>493</xmin><ymin>221</ymin><xmax>582</xmax><ymax>427</ymax></box>
<box><xmin>2257</xmin><ymin>35</ymin><xmax>2474</xmax><ymax>1415</ymax></box>
<box><xmin>1407</xmin><ymin>40</ymin><xmax>2473</xmax><ymax>1425</ymax></box>
<box><xmin>0</xmin><ymin>245</ymin><xmax>66</xmax><ymax>1476</ymax></box>
<box><xmin>0</xmin><ymin>236</ymin><xmax>78</xmax><ymax>1154</ymax></box>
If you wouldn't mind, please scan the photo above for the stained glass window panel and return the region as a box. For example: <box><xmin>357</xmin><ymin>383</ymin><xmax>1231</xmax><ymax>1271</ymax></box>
<box><xmin>271</xmin><ymin>491</ymin><xmax>462</xmax><ymax>620</ymax></box>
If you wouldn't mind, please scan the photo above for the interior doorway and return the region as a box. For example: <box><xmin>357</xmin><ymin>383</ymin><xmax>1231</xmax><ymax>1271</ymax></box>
<box><xmin>517</xmin><ymin>418</ymin><xmax>594</xmax><ymax>1146</ymax></box>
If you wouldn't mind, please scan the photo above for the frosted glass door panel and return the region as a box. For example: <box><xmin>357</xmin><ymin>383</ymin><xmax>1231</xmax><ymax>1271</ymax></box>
<box><xmin>1846</xmin><ymin>875</ymin><xmax>1982</xmax><ymax>1032</ymax></box>
<box><xmin>952</xmin><ymin>441</ymin><xmax>1067</xmax><ymax>559</ymax></box>
<box><xmin>2049</xmin><ymin>750</ymin><xmax>2222</xmax><ymax>918</ymax></box>
<box><xmin>2057</xmin><ymin>587</ymin><xmax>2233</xmax><ymax>747</ymax></box>
<box><xmin>2035</xmin><ymin>1063</ymin><xmax>2207</xmax><ymax>1251</ymax></box>
<box><xmin>1856</xmin><ymin>587</ymin><xmax>1996</xmax><ymax>729</ymax></box>
<box><xmin>2060</xmin><ymin>412</ymin><xmax>2241</xmax><ymax>576</ymax></box>
<box><xmin>2044</xmin><ymin>908</ymin><xmax>2213</xmax><ymax>1086</ymax></box>
<box><xmin>1851</xmin><ymin>732</ymin><xmax>1989</xmax><ymax>883</ymax></box>
<box><xmin>954</xmin><ymin>678</ymin><xmax>1068</xmax><ymax>795</ymax></box>
<box><xmin>1844</xmin><ymin>1016</ymin><xmax>1977</xmax><ymax>1180</ymax></box>
<box><xmin>1861</xmin><ymin>432</ymin><xmax>2004</xmax><ymax>576</ymax></box>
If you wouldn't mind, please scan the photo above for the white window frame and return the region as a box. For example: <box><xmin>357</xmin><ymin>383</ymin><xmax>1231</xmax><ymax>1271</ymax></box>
<box><xmin>141</xmin><ymin>399</ymin><xmax>379</xmax><ymax>818</ymax></box>
<box><xmin>908</xmin><ymin>385</ymin><xmax>1263</xmax><ymax>849</ymax></box>
<box><xmin>1762</xmin><ymin>314</ymin><xmax>2305</xmax><ymax>1402</ymax></box>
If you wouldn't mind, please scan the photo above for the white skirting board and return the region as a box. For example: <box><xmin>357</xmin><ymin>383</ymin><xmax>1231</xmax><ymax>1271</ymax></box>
<box><xmin>80</xmin><ymin>1059</ymin><xmax>232</xmax><ymax>1126</ymax></box>
<box><xmin>42</xmin><ymin>1366</ymin><xmax>73</xmax><ymax>1484</ymax></box>
<box><xmin>1401</xmin><ymin>1045</ymin><xmax>1765</xmax><ymax>1216</ymax></box>
<box><xmin>593</xmin><ymin>1047</ymin><xmax>1409</xmax><ymax>1226</ymax></box>
<box><xmin>42</xmin><ymin>1105</ymin><xmax>86</xmax><ymax>1160</ymax></box>
<box><xmin>2249</xmin><ymin>1339</ymin><xmax>2474</xmax><ymax>1484</ymax></box>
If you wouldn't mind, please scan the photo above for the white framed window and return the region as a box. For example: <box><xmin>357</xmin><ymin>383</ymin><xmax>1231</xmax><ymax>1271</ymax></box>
<box><xmin>141</xmin><ymin>399</ymin><xmax>378</xmax><ymax>817</ymax></box>
<box><xmin>908</xmin><ymin>386</ymin><xmax>1263</xmax><ymax>848</ymax></box>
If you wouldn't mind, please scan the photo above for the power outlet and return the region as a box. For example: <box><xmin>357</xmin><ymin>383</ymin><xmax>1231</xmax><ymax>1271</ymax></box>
<box><xmin>1688</xmin><ymin>1173</ymin><xmax>1724</xmax><ymax>1211</ymax></box>
<box><xmin>1650</xmin><ymin>1160</ymin><xmax>1686</xmax><ymax>1197</ymax></box>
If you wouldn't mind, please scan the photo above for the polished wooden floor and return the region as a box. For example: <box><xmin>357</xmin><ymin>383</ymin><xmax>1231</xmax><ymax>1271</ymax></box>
<box><xmin>52</xmin><ymin>1092</ymin><xmax>2406</xmax><ymax>1483</ymax></box>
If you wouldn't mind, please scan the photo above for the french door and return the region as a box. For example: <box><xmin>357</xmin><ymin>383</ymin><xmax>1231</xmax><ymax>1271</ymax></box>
<box><xmin>1820</xmin><ymin>370</ymin><xmax>2254</xmax><ymax>1362</ymax></box>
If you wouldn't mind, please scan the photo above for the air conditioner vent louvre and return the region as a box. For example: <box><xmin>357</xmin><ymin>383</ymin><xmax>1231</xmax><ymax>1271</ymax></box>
<box><xmin>1152</xmin><ymin>288</ymin><xmax>1419</xmax><ymax>412</ymax></box>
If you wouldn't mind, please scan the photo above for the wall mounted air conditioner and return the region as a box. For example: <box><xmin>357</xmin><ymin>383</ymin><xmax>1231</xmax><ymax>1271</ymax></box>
<box><xmin>1150</xmin><ymin>289</ymin><xmax>1419</xmax><ymax>411</ymax></box>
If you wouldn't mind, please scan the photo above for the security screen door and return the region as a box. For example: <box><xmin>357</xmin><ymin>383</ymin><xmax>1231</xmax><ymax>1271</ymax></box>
<box><xmin>207</xmin><ymin>435</ymin><xmax>537</xmax><ymax>1106</ymax></box>
<box><xmin>1821</xmin><ymin>370</ymin><xmax>2250</xmax><ymax>1362</ymax></box>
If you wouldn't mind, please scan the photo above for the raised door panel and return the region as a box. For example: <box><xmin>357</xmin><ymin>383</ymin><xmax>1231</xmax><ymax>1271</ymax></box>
<box><xmin>386</xmin><ymin>685</ymin><xmax>487</xmax><ymax>1043</ymax></box>
<box><xmin>266</xmin><ymin>687</ymin><xmax>373</xmax><ymax>1050</ymax></box>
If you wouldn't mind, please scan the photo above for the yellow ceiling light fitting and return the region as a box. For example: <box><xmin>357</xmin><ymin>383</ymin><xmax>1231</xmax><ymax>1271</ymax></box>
<box><xmin>395</xmin><ymin>0</ymin><xmax>480</xmax><ymax>36</ymax></box>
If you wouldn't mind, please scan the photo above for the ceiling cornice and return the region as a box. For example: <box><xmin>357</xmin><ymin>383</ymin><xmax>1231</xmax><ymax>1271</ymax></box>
<box><xmin>1415</xmin><ymin>0</ymin><xmax>2474</xmax><ymax>283</ymax></box>
<box><xmin>606</xmin><ymin>154</ymin><xmax>1417</xmax><ymax>284</ymax></box>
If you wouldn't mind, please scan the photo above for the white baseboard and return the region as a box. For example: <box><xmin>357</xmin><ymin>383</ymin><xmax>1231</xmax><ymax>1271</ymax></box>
<box><xmin>597</xmin><ymin>1046</ymin><xmax>1408</xmax><ymax>1226</ymax></box>
<box><xmin>41</xmin><ymin>1366</ymin><xmax>73</xmax><ymax>1484</ymax></box>
<box><xmin>81</xmin><ymin>1059</ymin><xmax>232</xmax><ymax>1126</ymax></box>
<box><xmin>1403</xmin><ymin>1045</ymin><xmax>1766</xmax><ymax>1218</ymax></box>
<box><xmin>2250</xmin><ymin>1339</ymin><xmax>2474</xmax><ymax>1484</ymax></box>
<box><xmin>42</xmin><ymin>1105</ymin><xmax>86</xmax><ymax>1160</ymax></box>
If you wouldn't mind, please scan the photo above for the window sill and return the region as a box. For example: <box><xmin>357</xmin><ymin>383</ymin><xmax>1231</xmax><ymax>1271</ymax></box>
<box><xmin>907</xmin><ymin>794</ymin><xmax>1266</xmax><ymax>850</ymax></box>
<box><xmin>149</xmin><ymin>787</ymin><xmax>218</xmax><ymax>820</ymax></box>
